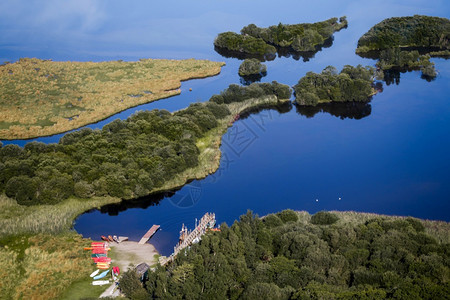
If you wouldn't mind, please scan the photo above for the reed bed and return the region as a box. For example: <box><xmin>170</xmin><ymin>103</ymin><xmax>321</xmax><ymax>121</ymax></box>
<box><xmin>0</xmin><ymin>233</ymin><xmax>95</xmax><ymax>300</ymax></box>
<box><xmin>0</xmin><ymin>195</ymin><xmax>120</xmax><ymax>237</ymax></box>
<box><xmin>0</xmin><ymin>58</ymin><xmax>224</xmax><ymax>139</ymax></box>
<box><xmin>0</xmin><ymin>194</ymin><xmax>120</xmax><ymax>299</ymax></box>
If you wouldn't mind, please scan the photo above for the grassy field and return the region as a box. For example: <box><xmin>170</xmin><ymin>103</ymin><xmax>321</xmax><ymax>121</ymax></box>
<box><xmin>0</xmin><ymin>58</ymin><xmax>224</xmax><ymax>139</ymax></box>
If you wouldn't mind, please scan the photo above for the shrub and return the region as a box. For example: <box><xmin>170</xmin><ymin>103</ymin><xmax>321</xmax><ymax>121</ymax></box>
<box><xmin>238</xmin><ymin>59</ymin><xmax>267</xmax><ymax>76</ymax></box>
<box><xmin>277</xmin><ymin>209</ymin><xmax>299</xmax><ymax>223</ymax></box>
<box><xmin>311</xmin><ymin>211</ymin><xmax>339</xmax><ymax>225</ymax></box>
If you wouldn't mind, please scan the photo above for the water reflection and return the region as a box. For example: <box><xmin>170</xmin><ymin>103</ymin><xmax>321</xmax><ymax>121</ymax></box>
<box><xmin>97</xmin><ymin>193</ymin><xmax>165</xmax><ymax>216</ymax></box>
<box><xmin>357</xmin><ymin>47</ymin><xmax>448</xmax><ymax>85</ymax></box>
<box><xmin>295</xmin><ymin>101</ymin><xmax>372</xmax><ymax>120</ymax></box>
<box><xmin>239</xmin><ymin>72</ymin><xmax>267</xmax><ymax>85</ymax></box>
<box><xmin>215</xmin><ymin>36</ymin><xmax>336</xmax><ymax>62</ymax></box>
<box><xmin>239</xmin><ymin>101</ymin><xmax>293</xmax><ymax>120</ymax></box>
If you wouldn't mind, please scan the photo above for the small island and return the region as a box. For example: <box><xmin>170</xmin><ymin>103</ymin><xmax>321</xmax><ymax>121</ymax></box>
<box><xmin>214</xmin><ymin>17</ymin><xmax>348</xmax><ymax>60</ymax></box>
<box><xmin>0</xmin><ymin>58</ymin><xmax>225</xmax><ymax>139</ymax></box>
<box><xmin>293</xmin><ymin>65</ymin><xmax>376</xmax><ymax>106</ymax></box>
<box><xmin>238</xmin><ymin>58</ymin><xmax>267</xmax><ymax>85</ymax></box>
<box><xmin>238</xmin><ymin>59</ymin><xmax>267</xmax><ymax>77</ymax></box>
<box><xmin>356</xmin><ymin>15</ymin><xmax>450</xmax><ymax>82</ymax></box>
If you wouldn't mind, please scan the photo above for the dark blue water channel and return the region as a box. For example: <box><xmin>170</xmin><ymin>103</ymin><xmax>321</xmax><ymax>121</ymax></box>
<box><xmin>1</xmin><ymin>1</ymin><xmax>449</xmax><ymax>255</ymax></box>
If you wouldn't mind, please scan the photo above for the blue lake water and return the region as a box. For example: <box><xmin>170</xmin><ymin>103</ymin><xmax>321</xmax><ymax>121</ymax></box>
<box><xmin>1</xmin><ymin>0</ymin><xmax>449</xmax><ymax>255</ymax></box>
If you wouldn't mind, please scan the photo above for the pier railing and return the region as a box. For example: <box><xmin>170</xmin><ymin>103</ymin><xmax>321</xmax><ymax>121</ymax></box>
<box><xmin>159</xmin><ymin>213</ymin><xmax>215</xmax><ymax>266</ymax></box>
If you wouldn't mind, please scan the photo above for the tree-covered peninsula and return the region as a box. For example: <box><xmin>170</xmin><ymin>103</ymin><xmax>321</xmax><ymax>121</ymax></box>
<box><xmin>356</xmin><ymin>15</ymin><xmax>450</xmax><ymax>82</ymax></box>
<box><xmin>0</xmin><ymin>58</ymin><xmax>224</xmax><ymax>140</ymax></box>
<box><xmin>0</xmin><ymin>82</ymin><xmax>291</xmax><ymax>207</ymax></box>
<box><xmin>293</xmin><ymin>65</ymin><xmax>377</xmax><ymax>106</ymax></box>
<box><xmin>214</xmin><ymin>17</ymin><xmax>348</xmax><ymax>60</ymax></box>
<box><xmin>120</xmin><ymin>210</ymin><xmax>450</xmax><ymax>299</ymax></box>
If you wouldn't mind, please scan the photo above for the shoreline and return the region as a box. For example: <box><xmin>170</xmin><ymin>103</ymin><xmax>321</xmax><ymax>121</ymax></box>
<box><xmin>0</xmin><ymin>58</ymin><xmax>225</xmax><ymax>140</ymax></box>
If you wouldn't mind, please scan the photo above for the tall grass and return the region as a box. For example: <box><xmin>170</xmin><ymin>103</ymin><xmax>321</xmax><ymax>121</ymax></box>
<box><xmin>0</xmin><ymin>233</ymin><xmax>99</xmax><ymax>300</ymax></box>
<box><xmin>0</xmin><ymin>58</ymin><xmax>224</xmax><ymax>139</ymax></box>
<box><xmin>0</xmin><ymin>195</ymin><xmax>120</xmax><ymax>237</ymax></box>
<box><xmin>0</xmin><ymin>194</ymin><xmax>120</xmax><ymax>299</ymax></box>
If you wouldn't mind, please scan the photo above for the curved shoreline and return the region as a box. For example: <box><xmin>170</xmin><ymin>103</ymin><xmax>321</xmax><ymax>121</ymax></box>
<box><xmin>0</xmin><ymin>58</ymin><xmax>225</xmax><ymax>140</ymax></box>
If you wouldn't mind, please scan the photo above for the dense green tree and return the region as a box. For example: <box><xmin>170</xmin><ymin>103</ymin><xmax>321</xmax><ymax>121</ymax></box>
<box><xmin>216</xmin><ymin>17</ymin><xmax>348</xmax><ymax>59</ymax></box>
<box><xmin>294</xmin><ymin>65</ymin><xmax>376</xmax><ymax>106</ymax></box>
<box><xmin>135</xmin><ymin>210</ymin><xmax>449</xmax><ymax>299</ymax></box>
<box><xmin>238</xmin><ymin>59</ymin><xmax>267</xmax><ymax>77</ymax></box>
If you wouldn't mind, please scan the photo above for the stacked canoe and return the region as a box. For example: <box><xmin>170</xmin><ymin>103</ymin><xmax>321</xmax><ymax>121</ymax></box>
<box><xmin>84</xmin><ymin>242</ymin><xmax>111</xmax><ymax>269</ymax></box>
<box><xmin>85</xmin><ymin>241</ymin><xmax>121</xmax><ymax>286</ymax></box>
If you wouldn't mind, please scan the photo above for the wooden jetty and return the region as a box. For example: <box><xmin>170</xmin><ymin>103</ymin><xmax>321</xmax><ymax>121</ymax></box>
<box><xmin>138</xmin><ymin>225</ymin><xmax>160</xmax><ymax>245</ymax></box>
<box><xmin>159</xmin><ymin>213</ymin><xmax>215</xmax><ymax>265</ymax></box>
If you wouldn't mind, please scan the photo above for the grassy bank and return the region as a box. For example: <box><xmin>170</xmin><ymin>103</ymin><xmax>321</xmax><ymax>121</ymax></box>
<box><xmin>0</xmin><ymin>58</ymin><xmax>224</xmax><ymax>139</ymax></box>
<box><xmin>0</xmin><ymin>194</ymin><xmax>120</xmax><ymax>237</ymax></box>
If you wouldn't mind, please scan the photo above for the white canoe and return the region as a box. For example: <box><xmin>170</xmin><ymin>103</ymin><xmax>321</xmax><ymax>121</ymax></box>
<box><xmin>92</xmin><ymin>280</ymin><xmax>110</xmax><ymax>286</ymax></box>
<box><xmin>90</xmin><ymin>269</ymin><xmax>100</xmax><ymax>278</ymax></box>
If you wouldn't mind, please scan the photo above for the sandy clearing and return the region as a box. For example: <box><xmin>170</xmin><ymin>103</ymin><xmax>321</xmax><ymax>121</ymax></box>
<box><xmin>109</xmin><ymin>241</ymin><xmax>159</xmax><ymax>272</ymax></box>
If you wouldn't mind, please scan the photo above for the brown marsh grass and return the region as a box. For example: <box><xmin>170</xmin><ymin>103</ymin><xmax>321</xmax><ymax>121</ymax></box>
<box><xmin>0</xmin><ymin>58</ymin><xmax>224</xmax><ymax>139</ymax></box>
<box><xmin>0</xmin><ymin>233</ymin><xmax>96</xmax><ymax>300</ymax></box>
<box><xmin>0</xmin><ymin>194</ymin><xmax>120</xmax><ymax>237</ymax></box>
<box><xmin>0</xmin><ymin>195</ymin><xmax>121</xmax><ymax>299</ymax></box>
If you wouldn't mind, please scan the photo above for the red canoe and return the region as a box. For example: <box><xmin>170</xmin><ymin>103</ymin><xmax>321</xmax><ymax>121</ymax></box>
<box><xmin>91</xmin><ymin>248</ymin><xmax>109</xmax><ymax>254</ymax></box>
<box><xmin>91</xmin><ymin>242</ymin><xmax>107</xmax><ymax>246</ymax></box>
<box><xmin>92</xmin><ymin>257</ymin><xmax>112</xmax><ymax>263</ymax></box>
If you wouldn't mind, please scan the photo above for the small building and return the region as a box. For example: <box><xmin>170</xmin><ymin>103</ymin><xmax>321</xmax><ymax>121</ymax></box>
<box><xmin>135</xmin><ymin>262</ymin><xmax>150</xmax><ymax>282</ymax></box>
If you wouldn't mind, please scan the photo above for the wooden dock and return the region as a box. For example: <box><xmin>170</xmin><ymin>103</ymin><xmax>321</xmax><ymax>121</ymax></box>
<box><xmin>159</xmin><ymin>213</ymin><xmax>215</xmax><ymax>265</ymax></box>
<box><xmin>138</xmin><ymin>225</ymin><xmax>160</xmax><ymax>245</ymax></box>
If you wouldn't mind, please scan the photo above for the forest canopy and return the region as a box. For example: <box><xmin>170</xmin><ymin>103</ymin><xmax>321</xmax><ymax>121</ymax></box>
<box><xmin>121</xmin><ymin>210</ymin><xmax>450</xmax><ymax>299</ymax></box>
<box><xmin>356</xmin><ymin>15</ymin><xmax>450</xmax><ymax>53</ymax></box>
<box><xmin>214</xmin><ymin>17</ymin><xmax>348</xmax><ymax>59</ymax></box>
<box><xmin>293</xmin><ymin>65</ymin><xmax>376</xmax><ymax>106</ymax></box>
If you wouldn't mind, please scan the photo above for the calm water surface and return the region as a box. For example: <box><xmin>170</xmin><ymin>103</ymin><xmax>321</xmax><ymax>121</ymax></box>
<box><xmin>1</xmin><ymin>0</ymin><xmax>449</xmax><ymax>255</ymax></box>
